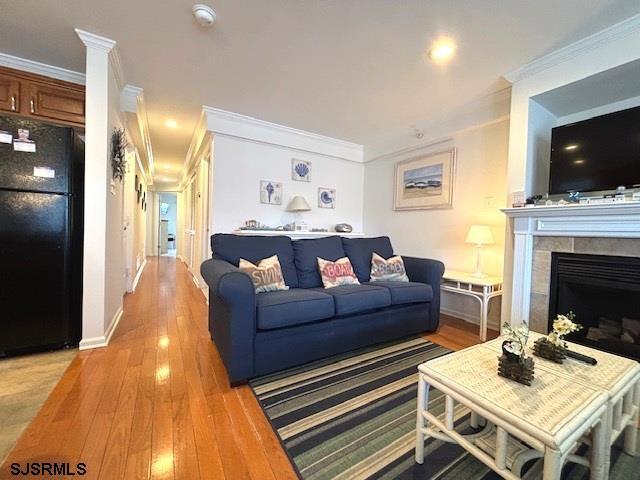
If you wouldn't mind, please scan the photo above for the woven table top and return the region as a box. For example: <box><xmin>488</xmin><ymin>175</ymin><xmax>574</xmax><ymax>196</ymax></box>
<box><xmin>484</xmin><ymin>333</ymin><xmax>640</xmax><ymax>395</ymax></box>
<box><xmin>419</xmin><ymin>344</ymin><xmax>608</xmax><ymax>448</ymax></box>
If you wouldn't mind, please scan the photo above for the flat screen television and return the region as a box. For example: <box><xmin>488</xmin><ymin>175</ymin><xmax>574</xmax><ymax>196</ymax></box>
<box><xmin>549</xmin><ymin>105</ymin><xmax>640</xmax><ymax>194</ymax></box>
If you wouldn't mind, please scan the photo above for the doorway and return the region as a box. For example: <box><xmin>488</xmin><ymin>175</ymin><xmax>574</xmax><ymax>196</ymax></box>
<box><xmin>158</xmin><ymin>192</ymin><xmax>178</xmax><ymax>257</ymax></box>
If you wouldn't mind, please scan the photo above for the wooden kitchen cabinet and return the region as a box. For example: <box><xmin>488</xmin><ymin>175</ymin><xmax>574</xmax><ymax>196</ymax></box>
<box><xmin>0</xmin><ymin>66</ymin><xmax>85</xmax><ymax>126</ymax></box>
<box><xmin>0</xmin><ymin>71</ymin><xmax>21</xmax><ymax>114</ymax></box>
<box><xmin>26</xmin><ymin>81</ymin><xmax>85</xmax><ymax>125</ymax></box>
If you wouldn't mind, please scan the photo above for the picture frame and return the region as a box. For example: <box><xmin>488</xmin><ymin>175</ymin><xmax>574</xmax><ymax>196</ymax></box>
<box><xmin>291</xmin><ymin>158</ymin><xmax>311</xmax><ymax>182</ymax></box>
<box><xmin>393</xmin><ymin>148</ymin><xmax>456</xmax><ymax>210</ymax></box>
<box><xmin>318</xmin><ymin>187</ymin><xmax>336</xmax><ymax>209</ymax></box>
<box><xmin>260</xmin><ymin>180</ymin><xmax>283</xmax><ymax>205</ymax></box>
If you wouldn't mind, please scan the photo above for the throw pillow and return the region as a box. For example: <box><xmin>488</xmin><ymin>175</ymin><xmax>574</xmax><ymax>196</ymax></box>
<box><xmin>369</xmin><ymin>252</ymin><xmax>409</xmax><ymax>282</ymax></box>
<box><xmin>239</xmin><ymin>255</ymin><xmax>289</xmax><ymax>293</ymax></box>
<box><xmin>317</xmin><ymin>256</ymin><xmax>360</xmax><ymax>288</ymax></box>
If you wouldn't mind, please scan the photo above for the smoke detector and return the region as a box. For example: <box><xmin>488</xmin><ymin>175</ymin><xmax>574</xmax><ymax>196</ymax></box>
<box><xmin>192</xmin><ymin>4</ymin><xmax>216</xmax><ymax>27</ymax></box>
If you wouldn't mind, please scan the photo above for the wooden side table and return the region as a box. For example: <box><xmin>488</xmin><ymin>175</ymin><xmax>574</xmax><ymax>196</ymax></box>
<box><xmin>441</xmin><ymin>269</ymin><xmax>503</xmax><ymax>341</ymax></box>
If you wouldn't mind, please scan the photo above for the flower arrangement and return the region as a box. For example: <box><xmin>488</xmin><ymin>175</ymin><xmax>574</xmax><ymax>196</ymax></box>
<box><xmin>547</xmin><ymin>312</ymin><xmax>582</xmax><ymax>348</ymax></box>
<box><xmin>533</xmin><ymin>312</ymin><xmax>583</xmax><ymax>363</ymax></box>
<box><xmin>501</xmin><ymin>321</ymin><xmax>530</xmax><ymax>360</ymax></box>
<box><xmin>498</xmin><ymin>321</ymin><xmax>535</xmax><ymax>386</ymax></box>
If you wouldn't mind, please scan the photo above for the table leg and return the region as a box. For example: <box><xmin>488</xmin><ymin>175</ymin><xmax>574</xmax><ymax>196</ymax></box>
<box><xmin>480</xmin><ymin>287</ymin><xmax>489</xmax><ymax>342</ymax></box>
<box><xmin>543</xmin><ymin>448</ymin><xmax>563</xmax><ymax>480</ymax></box>
<box><xmin>600</xmin><ymin>405</ymin><xmax>613</xmax><ymax>479</ymax></box>
<box><xmin>623</xmin><ymin>381</ymin><xmax>640</xmax><ymax>456</ymax></box>
<box><xmin>415</xmin><ymin>374</ymin><xmax>430</xmax><ymax>464</ymax></box>
<box><xmin>590</xmin><ymin>415</ymin><xmax>607</xmax><ymax>480</ymax></box>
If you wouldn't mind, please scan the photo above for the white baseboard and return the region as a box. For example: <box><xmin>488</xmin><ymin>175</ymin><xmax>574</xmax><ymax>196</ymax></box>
<box><xmin>78</xmin><ymin>306</ymin><xmax>123</xmax><ymax>350</ymax></box>
<box><xmin>441</xmin><ymin>306</ymin><xmax>479</xmax><ymax>325</ymax></box>
<box><xmin>130</xmin><ymin>259</ymin><xmax>147</xmax><ymax>292</ymax></box>
<box><xmin>440</xmin><ymin>306</ymin><xmax>499</xmax><ymax>332</ymax></box>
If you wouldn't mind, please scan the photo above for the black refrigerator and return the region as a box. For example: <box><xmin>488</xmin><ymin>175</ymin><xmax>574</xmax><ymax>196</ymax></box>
<box><xmin>0</xmin><ymin>116</ymin><xmax>84</xmax><ymax>356</ymax></box>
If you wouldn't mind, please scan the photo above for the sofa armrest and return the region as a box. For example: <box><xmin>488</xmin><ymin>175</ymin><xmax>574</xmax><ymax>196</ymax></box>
<box><xmin>402</xmin><ymin>256</ymin><xmax>445</xmax><ymax>288</ymax></box>
<box><xmin>201</xmin><ymin>258</ymin><xmax>255</xmax><ymax>304</ymax></box>
<box><xmin>402</xmin><ymin>256</ymin><xmax>445</xmax><ymax>328</ymax></box>
<box><xmin>200</xmin><ymin>258</ymin><xmax>256</xmax><ymax>384</ymax></box>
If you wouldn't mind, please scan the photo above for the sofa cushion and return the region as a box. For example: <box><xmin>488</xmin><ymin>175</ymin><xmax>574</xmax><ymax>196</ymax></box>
<box><xmin>316</xmin><ymin>284</ymin><xmax>391</xmax><ymax>316</ymax></box>
<box><xmin>256</xmin><ymin>289</ymin><xmax>334</xmax><ymax>330</ymax></box>
<box><xmin>342</xmin><ymin>236</ymin><xmax>394</xmax><ymax>282</ymax></box>
<box><xmin>365</xmin><ymin>281</ymin><xmax>433</xmax><ymax>305</ymax></box>
<box><xmin>211</xmin><ymin>234</ymin><xmax>299</xmax><ymax>288</ymax></box>
<box><xmin>293</xmin><ymin>236</ymin><xmax>346</xmax><ymax>288</ymax></box>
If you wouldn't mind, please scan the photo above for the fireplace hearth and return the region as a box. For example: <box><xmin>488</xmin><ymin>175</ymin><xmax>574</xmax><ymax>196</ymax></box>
<box><xmin>549</xmin><ymin>252</ymin><xmax>640</xmax><ymax>361</ymax></box>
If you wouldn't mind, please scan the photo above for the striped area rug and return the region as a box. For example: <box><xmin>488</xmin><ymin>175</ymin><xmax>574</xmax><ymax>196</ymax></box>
<box><xmin>250</xmin><ymin>337</ymin><xmax>639</xmax><ymax>480</ymax></box>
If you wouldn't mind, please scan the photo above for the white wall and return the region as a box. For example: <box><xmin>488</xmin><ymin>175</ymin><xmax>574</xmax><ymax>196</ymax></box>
<box><xmin>364</xmin><ymin>119</ymin><xmax>510</xmax><ymax>327</ymax></box>
<box><xmin>210</xmin><ymin>135</ymin><xmax>365</xmax><ymax>233</ymax></box>
<box><xmin>103</xmin><ymin>65</ymin><xmax>126</xmax><ymax>331</ymax></box>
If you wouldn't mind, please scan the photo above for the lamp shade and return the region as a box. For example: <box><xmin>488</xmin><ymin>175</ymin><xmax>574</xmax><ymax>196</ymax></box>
<box><xmin>465</xmin><ymin>225</ymin><xmax>494</xmax><ymax>245</ymax></box>
<box><xmin>286</xmin><ymin>195</ymin><xmax>311</xmax><ymax>212</ymax></box>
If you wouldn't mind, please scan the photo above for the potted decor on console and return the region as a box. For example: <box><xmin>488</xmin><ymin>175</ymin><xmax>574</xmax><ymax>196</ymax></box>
<box><xmin>498</xmin><ymin>321</ymin><xmax>535</xmax><ymax>386</ymax></box>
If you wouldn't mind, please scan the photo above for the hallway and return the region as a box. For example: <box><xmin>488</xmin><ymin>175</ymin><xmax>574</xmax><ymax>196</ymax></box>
<box><xmin>1</xmin><ymin>257</ymin><xmax>297</xmax><ymax>480</ymax></box>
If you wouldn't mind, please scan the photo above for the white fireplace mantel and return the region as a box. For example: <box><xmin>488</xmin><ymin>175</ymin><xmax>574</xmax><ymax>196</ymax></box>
<box><xmin>503</xmin><ymin>202</ymin><xmax>640</xmax><ymax>328</ymax></box>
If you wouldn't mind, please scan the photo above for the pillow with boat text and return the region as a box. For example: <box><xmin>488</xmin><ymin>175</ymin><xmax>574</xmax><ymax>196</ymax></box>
<box><xmin>317</xmin><ymin>256</ymin><xmax>360</xmax><ymax>288</ymax></box>
<box><xmin>369</xmin><ymin>252</ymin><xmax>409</xmax><ymax>282</ymax></box>
<box><xmin>239</xmin><ymin>255</ymin><xmax>289</xmax><ymax>293</ymax></box>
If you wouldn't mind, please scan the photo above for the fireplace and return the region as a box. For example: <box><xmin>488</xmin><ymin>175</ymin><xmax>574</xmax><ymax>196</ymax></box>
<box><xmin>548</xmin><ymin>252</ymin><xmax>640</xmax><ymax>361</ymax></box>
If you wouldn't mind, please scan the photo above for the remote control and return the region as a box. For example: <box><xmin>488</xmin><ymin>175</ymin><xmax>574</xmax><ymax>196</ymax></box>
<box><xmin>565</xmin><ymin>349</ymin><xmax>597</xmax><ymax>365</ymax></box>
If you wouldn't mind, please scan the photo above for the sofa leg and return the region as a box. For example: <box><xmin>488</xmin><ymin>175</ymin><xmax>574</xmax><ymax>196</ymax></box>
<box><xmin>230</xmin><ymin>379</ymin><xmax>249</xmax><ymax>388</ymax></box>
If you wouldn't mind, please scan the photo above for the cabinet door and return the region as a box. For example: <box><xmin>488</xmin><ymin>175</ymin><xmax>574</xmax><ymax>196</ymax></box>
<box><xmin>27</xmin><ymin>81</ymin><xmax>85</xmax><ymax>125</ymax></box>
<box><xmin>0</xmin><ymin>73</ymin><xmax>20</xmax><ymax>114</ymax></box>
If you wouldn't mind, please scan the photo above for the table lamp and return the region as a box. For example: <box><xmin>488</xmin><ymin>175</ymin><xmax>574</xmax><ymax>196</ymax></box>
<box><xmin>465</xmin><ymin>225</ymin><xmax>494</xmax><ymax>278</ymax></box>
<box><xmin>286</xmin><ymin>195</ymin><xmax>311</xmax><ymax>231</ymax></box>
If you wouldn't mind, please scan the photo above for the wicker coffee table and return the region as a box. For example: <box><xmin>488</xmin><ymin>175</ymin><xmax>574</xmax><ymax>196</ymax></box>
<box><xmin>483</xmin><ymin>332</ymin><xmax>640</xmax><ymax>478</ymax></box>
<box><xmin>416</xmin><ymin>344</ymin><xmax>610</xmax><ymax>479</ymax></box>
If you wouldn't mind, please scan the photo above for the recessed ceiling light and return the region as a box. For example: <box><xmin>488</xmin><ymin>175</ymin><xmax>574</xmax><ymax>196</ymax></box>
<box><xmin>165</xmin><ymin>119</ymin><xmax>178</xmax><ymax>129</ymax></box>
<box><xmin>429</xmin><ymin>37</ymin><xmax>456</xmax><ymax>64</ymax></box>
<box><xmin>573</xmin><ymin>159</ymin><xmax>585</xmax><ymax>165</ymax></box>
<box><xmin>565</xmin><ymin>144</ymin><xmax>579</xmax><ymax>151</ymax></box>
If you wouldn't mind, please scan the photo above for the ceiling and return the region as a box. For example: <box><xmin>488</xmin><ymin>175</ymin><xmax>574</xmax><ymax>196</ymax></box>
<box><xmin>1</xmin><ymin>0</ymin><xmax>639</xmax><ymax>186</ymax></box>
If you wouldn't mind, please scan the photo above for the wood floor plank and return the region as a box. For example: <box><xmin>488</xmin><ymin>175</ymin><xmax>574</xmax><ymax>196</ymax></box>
<box><xmin>1</xmin><ymin>257</ymin><xmax>488</xmax><ymax>480</ymax></box>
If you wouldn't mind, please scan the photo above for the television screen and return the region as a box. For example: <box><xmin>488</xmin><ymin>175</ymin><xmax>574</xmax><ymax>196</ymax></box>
<box><xmin>549</xmin><ymin>105</ymin><xmax>640</xmax><ymax>194</ymax></box>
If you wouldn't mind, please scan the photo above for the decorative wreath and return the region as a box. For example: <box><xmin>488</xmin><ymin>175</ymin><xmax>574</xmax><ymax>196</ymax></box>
<box><xmin>110</xmin><ymin>127</ymin><xmax>128</xmax><ymax>182</ymax></box>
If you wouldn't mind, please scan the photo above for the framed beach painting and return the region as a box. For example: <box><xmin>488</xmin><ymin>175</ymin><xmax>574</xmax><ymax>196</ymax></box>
<box><xmin>393</xmin><ymin>148</ymin><xmax>456</xmax><ymax>210</ymax></box>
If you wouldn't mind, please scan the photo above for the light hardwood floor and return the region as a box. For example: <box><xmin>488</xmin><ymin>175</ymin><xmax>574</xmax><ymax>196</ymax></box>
<box><xmin>1</xmin><ymin>256</ymin><xmax>497</xmax><ymax>479</ymax></box>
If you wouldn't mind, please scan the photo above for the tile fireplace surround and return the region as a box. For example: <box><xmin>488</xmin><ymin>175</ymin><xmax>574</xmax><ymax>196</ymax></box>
<box><xmin>502</xmin><ymin>202</ymin><xmax>640</xmax><ymax>331</ymax></box>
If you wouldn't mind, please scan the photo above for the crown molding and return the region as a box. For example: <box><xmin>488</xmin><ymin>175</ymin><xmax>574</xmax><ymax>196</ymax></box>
<box><xmin>75</xmin><ymin>29</ymin><xmax>116</xmax><ymax>52</ymax></box>
<box><xmin>505</xmin><ymin>14</ymin><xmax>640</xmax><ymax>84</ymax></box>
<box><xmin>181</xmin><ymin>111</ymin><xmax>210</xmax><ymax>190</ymax></box>
<box><xmin>121</xmin><ymin>84</ymin><xmax>154</xmax><ymax>183</ymax></box>
<box><xmin>75</xmin><ymin>29</ymin><xmax>124</xmax><ymax>90</ymax></box>
<box><xmin>0</xmin><ymin>51</ymin><xmax>85</xmax><ymax>85</ymax></box>
<box><xmin>202</xmin><ymin>106</ymin><xmax>364</xmax><ymax>163</ymax></box>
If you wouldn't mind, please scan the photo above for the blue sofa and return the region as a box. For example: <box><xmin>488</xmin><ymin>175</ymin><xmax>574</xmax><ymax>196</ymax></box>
<box><xmin>200</xmin><ymin>234</ymin><xmax>444</xmax><ymax>384</ymax></box>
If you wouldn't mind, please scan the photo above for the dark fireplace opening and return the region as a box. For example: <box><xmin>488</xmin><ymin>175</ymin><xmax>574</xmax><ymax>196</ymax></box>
<box><xmin>548</xmin><ymin>252</ymin><xmax>640</xmax><ymax>361</ymax></box>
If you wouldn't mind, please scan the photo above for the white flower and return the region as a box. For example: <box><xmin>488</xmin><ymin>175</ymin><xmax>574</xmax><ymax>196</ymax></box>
<box><xmin>504</xmin><ymin>341</ymin><xmax>523</xmax><ymax>356</ymax></box>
